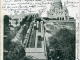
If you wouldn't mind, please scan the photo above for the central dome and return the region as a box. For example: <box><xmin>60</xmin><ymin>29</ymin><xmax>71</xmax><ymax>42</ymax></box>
<box><xmin>54</xmin><ymin>0</ymin><xmax>61</xmax><ymax>3</ymax></box>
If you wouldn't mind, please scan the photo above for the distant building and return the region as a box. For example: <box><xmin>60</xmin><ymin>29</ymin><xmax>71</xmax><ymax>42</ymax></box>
<box><xmin>9</xmin><ymin>13</ymin><xmax>39</xmax><ymax>26</ymax></box>
<box><xmin>9</xmin><ymin>13</ymin><xmax>25</xmax><ymax>27</ymax></box>
<box><xmin>27</xmin><ymin>13</ymin><xmax>39</xmax><ymax>18</ymax></box>
<box><xmin>47</xmin><ymin>0</ymin><xmax>74</xmax><ymax>20</ymax></box>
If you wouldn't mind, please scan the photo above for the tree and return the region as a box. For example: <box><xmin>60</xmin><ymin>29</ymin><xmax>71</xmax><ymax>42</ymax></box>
<box><xmin>49</xmin><ymin>28</ymin><xmax>75</xmax><ymax>60</ymax></box>
<box><xmin>4</xmin><ymin>29</ymin><xmax>17</xmax><ymax>51</ymax></box>
<box><xmin>7</xmin><ymin>42</ymin><xmax>25</xmax><ymax>60</ymax></box>
<box><xmin>4</xmin><ymin>15</ymin><xmax>10</xmax><ymax>35</ymax></box>
<box><xmin>4</xmin><ymin>15</ymin><xmax>10</xmax><ymax>26</ymax></box>
<box><xmin>20</xmin><ymin>16</ymin><xmax>28</xmax><ymax>26</ymax></box>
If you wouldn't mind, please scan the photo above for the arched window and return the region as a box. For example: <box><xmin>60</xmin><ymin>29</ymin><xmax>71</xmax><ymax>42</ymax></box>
<box><xmin>62</xmin><ymin>17</ymin><xmax>64</xmax><ymax>20</ymax></box>
<box><xmin>60</xmin><ymin>17</ymin><xmax>61</xmax><ymax>20</ymax></box>
<box><xmin>52</xmin><ymin>14</ymin><xmax>53</xmax><ymax>15</ymax></box>
<box><xmin>57</xmin><ymin>17</ymin><xmax>59</xmax><ymax>20</ymax></box>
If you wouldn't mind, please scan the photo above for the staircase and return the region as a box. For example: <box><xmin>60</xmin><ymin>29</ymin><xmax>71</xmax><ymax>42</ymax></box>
<box><xmin>25</xmin><ymin>21</ymin><xmax>47</xmax><ymax>60</ymax></box>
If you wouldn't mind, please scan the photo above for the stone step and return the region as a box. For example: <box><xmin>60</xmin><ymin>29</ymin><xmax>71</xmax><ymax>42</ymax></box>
<box><xmin>26</xmin><ymin>53</ymin><xmax>47</xmax><ymax>60</ymax></box>
<box><xmin>25</xmin><ymin>48</ymin><xmax>44</xmax><ymax>53</ymax></box>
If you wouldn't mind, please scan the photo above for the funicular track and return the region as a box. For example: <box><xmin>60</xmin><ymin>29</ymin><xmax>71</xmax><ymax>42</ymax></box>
<box><xmin>28</xmin><ymin>28</ymin><xmax>36</xmax><ymax>48</ymax></box>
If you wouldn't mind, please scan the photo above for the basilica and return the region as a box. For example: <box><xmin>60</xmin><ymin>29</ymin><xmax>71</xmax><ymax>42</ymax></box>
<box><xmin>47</xmin><ymin>0</ymin><xmax>74</xmax><ymax>20</ymax></box>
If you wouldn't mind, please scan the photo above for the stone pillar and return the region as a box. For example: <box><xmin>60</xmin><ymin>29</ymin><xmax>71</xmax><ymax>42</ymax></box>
<box><xmin>37</xmin><ymin>21</ymin><xmax>39</xmax><ymax>30</ymax></box>
<box><xmin>41</xmin><ymin>21</ymin><xmax>44</xmax><ymax>37</ymax></box>
<box><xmin>42</xmin><ymin>23</ymin><xmax>44</xmax><ymax>38</ymax></box>
<box><xmin>41</xmin><ymin>21</ymin><xmax>45</xmax><ymax>41</ymax></box>
<box><xmin>35</xmin><ymin>30</ymin><xmax>38</xmax><ymax>48</ymax></box>
<box><xmin>67</xmin><ymin>16</ymin><xmax>69</xmax><ymax>20</ymax></box>
<box><xmin>35</xmin><ymin>21</ymin><xmax>39</xmax><ymax>48</ymax></box>
<box><xmin>41</xmin><ymin>21</ymin><xmax>42</xmax><ymax>37</ymax></box>
<box><xmin>64</xmin><ymin>16</ymin><xmax>66</xmax><ymax>20</ymax></box>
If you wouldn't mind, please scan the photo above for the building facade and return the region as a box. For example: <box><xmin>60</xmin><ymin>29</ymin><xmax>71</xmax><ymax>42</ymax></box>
<box><xmin>47</xmin><ymin>0</ymin><xmax>69</xmax><ymax>20</ymax></box>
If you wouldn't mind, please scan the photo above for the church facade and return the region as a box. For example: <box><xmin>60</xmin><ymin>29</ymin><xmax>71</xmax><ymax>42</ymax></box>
<box><xmin>47</xmin><ymin>0</ymin><xmax>69</xmax><ymax>20</ymax></box>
